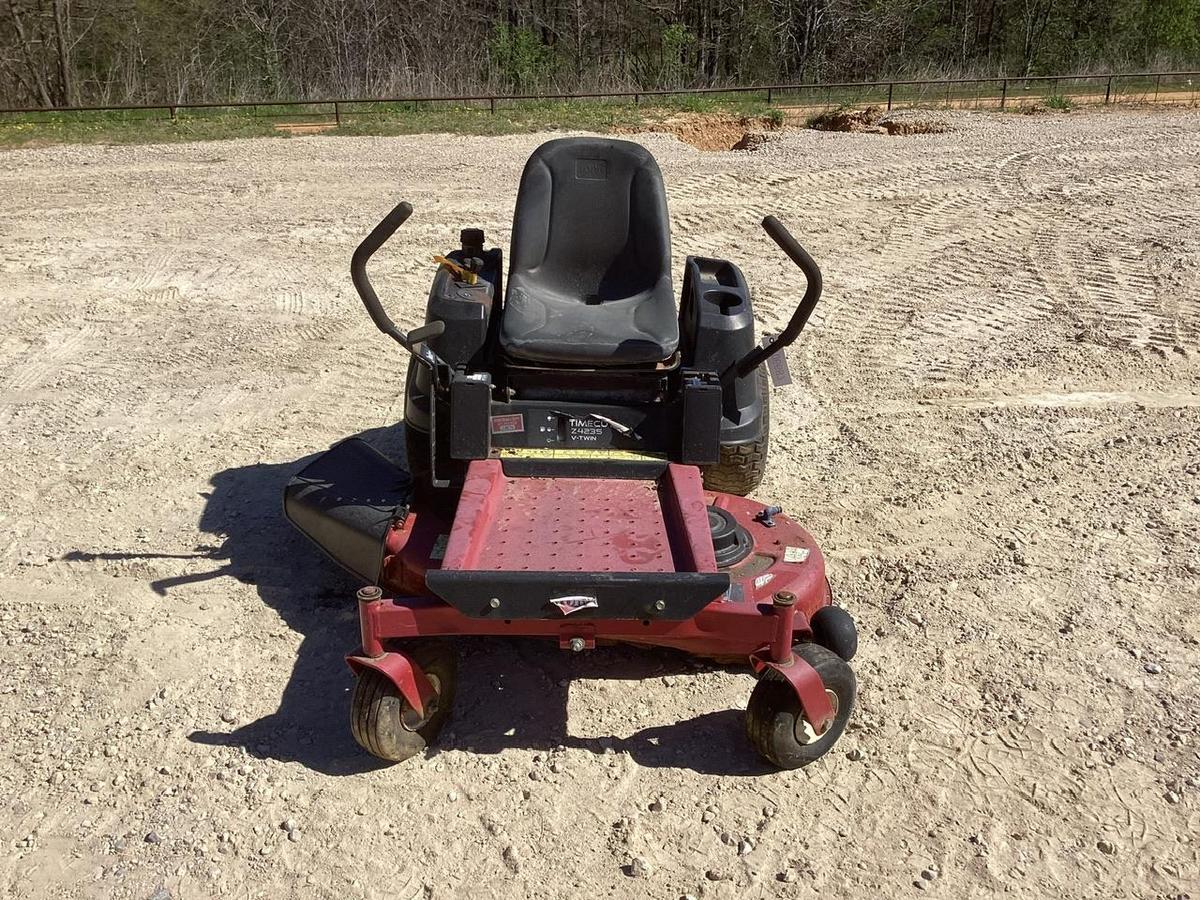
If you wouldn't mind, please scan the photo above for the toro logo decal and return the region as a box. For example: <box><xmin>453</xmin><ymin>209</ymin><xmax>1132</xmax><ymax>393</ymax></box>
<box><xmin>550</xmin><ymin>595</ymin><xmax>599</xmax><ymax>616</ymax></box>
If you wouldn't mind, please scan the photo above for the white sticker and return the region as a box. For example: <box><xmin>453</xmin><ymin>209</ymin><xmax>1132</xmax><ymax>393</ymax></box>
<box><xmin>430</xmin><ymin>534</ymin><xmax>449</xmax><ymax>561</ymax></box>
<box><xmin>784</xmin><ymin>546</ymin><xmax>811</xmax><ymax>564</ymax></box>
<box><xmin>754</xmin><ymin>573</ymin><xmax>775</xmax><ymax>589</ymax></box>
<box><xmin>550</xmin><ymin>595</ymin><xmax>599</xmax><ymax>615</ymax></box>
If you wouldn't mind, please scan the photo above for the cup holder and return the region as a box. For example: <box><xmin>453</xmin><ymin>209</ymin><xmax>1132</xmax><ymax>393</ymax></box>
<box><xmin>703</xmin><ymin>289</ymin><xmax>744</xmax><ymax>314</ymax></box>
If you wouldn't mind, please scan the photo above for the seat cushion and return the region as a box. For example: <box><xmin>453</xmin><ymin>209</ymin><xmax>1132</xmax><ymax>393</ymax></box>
<box><xmin>500</xmin><ymin>138</ymin><xmax>679</xmax><ymax>366</ymax></box>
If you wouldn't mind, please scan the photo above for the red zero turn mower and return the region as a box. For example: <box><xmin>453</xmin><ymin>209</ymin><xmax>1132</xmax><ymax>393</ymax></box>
<box><xmin>285</xmin><ymin>138</ymin><xmax>859</xmax><ymax>769</ymax></box>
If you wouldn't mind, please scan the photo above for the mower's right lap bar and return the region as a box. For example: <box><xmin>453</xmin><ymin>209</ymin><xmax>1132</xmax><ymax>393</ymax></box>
<box><xmin>722</xmin><ymin>216</ymin><xmax>823</xmax><ymax>386</ymax></box>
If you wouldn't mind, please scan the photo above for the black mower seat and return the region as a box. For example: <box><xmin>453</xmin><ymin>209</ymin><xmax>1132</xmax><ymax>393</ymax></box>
<box><xmin>500</xmin><ymin>137</ymin><xmax>679</xmax><ymax>367</ymax></box>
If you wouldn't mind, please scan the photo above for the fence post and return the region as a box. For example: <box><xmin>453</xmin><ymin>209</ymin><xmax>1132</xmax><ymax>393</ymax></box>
<box><xmin>1105</xmin><ymin>76</ymin><xmax>1112</xmax><ymax>104</ymax></box>
<box><xmin>1000</xmin><ymin>79</ymin><xmax>1007</xmax><ymax>109</ymax></box>
<box><xmin>766</xmin><ymin>87</ymin><xmax>772</xmax><ymax>104</ymax></box>
<box><xmin>489</xmin><ymin>97</ymin><xmax>496</xmax><ymax>114</ymax></box>
<box><xmin>168</xmin><ymin>105</ymin><xmax>176</xmax><ymax>122</ymax></box>
<box><xmin>887</xmin><ymin>82</ymin><xmax>894</xmax><ymax>111</ymax></box>
<box><xmin>1154</xmin><ymin>73</ymin><xmax>1161</xmax><ymax>102</ymax></box>
<box><xmin>333</xmin><ymin>101</ymin><xmax>340</xmax><ymax>126</ymax></box>
<box><xmin>633</xmin><ymin>93</ymin><xmax>640</xmax><ymax>105</ymax></box>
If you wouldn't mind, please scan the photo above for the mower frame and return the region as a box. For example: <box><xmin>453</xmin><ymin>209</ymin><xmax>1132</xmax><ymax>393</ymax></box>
<box><xmin>342</xmin><ymin>472</ymin><xmax>838</xmax><ymax>735</ymax></box>
<box><xmin>285</xmin><ymin>137</ymin><xmax>858</xmax><ymax>768</ymax></box>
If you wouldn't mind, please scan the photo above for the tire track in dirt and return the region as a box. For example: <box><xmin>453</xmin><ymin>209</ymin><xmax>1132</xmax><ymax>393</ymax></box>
<box><xmin>2</xmin><ymin>112</ymin><xmax>1199</xmax><ymax>899</ymax></box>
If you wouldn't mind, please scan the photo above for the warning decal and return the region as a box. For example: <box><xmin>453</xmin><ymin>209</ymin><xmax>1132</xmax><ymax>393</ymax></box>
<box><xmin>498</xmin><ymin>447</ymin><xmax>666</xmax><ymax>461</ymax></box>
<box><xmin>490</xmin><ymin>413</ymin><xmax>525</xmax><ymax>434</ymax></box>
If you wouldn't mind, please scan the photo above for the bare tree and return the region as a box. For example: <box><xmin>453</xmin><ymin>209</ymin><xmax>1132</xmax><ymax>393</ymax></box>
<box><xmin>0</xmin><ymin>0</ymin><xmax>1192</xmax><ymax>107</ymax></box>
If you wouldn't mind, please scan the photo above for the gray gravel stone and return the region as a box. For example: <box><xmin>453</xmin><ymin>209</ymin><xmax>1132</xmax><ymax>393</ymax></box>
<box><xmin>627</xmin><ymin>857</ymin><xmax>650</xmax><ymax>878</ymax></box>
<box><xmin>502</xmin><ymin>844</ymin><xmax>521</xmax><ymax>873</ymax></box>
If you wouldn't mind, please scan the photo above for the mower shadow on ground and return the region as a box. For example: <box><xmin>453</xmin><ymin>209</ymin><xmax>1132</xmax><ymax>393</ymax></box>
<box><xmin>91</xmin><ymin>422</ymin><xmax>769</xmax><ymax>777</ymax></box>
<box><xmin>176</xmin><ymin>425</ymin><xmax>407</xmax><ymax>777</ymax></box>
<box><xmin>442</xmin><ymin>640</ymin><xmax>773</xmax><ymax>776</ymax></box>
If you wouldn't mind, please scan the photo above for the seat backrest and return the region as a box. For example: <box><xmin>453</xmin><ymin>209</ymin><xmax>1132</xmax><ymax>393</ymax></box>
<box><xmin>508</xmin><ymin>137</ymin><xmax>672</xmax><ymax>303</ymax></box>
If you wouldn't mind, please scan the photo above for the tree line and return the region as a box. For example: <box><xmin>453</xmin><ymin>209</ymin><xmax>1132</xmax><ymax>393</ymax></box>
<box><xmin>2</xmin><ymin>0</ymin><xmax>1198</xmax><ymax>108</ymax></box>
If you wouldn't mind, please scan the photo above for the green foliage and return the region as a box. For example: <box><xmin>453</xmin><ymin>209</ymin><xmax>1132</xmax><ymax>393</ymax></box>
<box><xmin>1044</xmin><ymin>93</ymin><xmax>1073</xmax><ymax>110</ymax></box>
<box><xmin>658</xmin><ymin>23</ymin><xmax>696</xmax><ymax>86</ymax></box>
<box><xmin>1143</xmin><ymin>0</ymin><xmax>1200</xmax><ymax>55</ymax></box>
<box><xmin>487</xmin><ymin>25</ymin><xmax>556</xmax><ymax>91</ymax></box>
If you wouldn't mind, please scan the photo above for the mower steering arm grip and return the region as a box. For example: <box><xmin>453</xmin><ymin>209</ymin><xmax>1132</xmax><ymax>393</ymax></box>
<box><xmin>350</xmin><ymin>200</ymin><xmax>446</xmax><ymax>363</ymax></box>
<box><xmin>722</xmin><ymin>216</ymin><xmax>823</xmax><ymax>385</ymax></box>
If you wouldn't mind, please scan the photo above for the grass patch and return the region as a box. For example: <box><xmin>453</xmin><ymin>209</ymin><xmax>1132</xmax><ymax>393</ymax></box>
<box><xmin>332</xmin><ymin>99</ymin><xmax>647</xmax><ymax>137</ymax></box>
<box><xmin>1044</xmin><ymin>93</ymin><xmax>1074</xmax><ymax>110</ymax></box>
<box><xmin>0</xmin><ymin>108</ymin><xmax>280</xmax><ymax>148</ymax></box>
<box><xmin>0</xmin><ymin>96</ymin><xmax>780</xmax><ymax>149</ymax></box>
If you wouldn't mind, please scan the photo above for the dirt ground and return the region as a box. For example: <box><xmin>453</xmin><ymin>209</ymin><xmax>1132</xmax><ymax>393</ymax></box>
<box><xmin>1</xmin><ymin>108</ymin><xmax>1198</xmax><ymax>900</ymax></box>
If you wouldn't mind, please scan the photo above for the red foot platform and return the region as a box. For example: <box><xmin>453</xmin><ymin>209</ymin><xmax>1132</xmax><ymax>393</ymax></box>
<box><xmin>440</xmin><ymin>460</ymin><xmax>715</xmax><ymax>574</ymax></box>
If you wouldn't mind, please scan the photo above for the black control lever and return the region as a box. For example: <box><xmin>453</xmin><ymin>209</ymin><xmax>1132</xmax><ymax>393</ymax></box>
<box><xmin>721</xmin><ymin>215</ymin><xmax>823</xmax><ymax>386</ymax></box>
<box><xmin>350</xmin><ymin>201</ymin><xmax>447</xmax><ymax>368</ymax></box>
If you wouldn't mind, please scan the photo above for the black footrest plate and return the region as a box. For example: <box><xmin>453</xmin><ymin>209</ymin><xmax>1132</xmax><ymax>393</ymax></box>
<box><xmin>424</xmin><ymin>570</ymin><xmax>729</xmax><ymax>620</ymax></box>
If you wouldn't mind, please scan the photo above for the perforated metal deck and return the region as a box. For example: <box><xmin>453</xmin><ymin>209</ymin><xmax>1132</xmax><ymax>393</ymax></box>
<box><xmin>440</xmin><ymin>460</ymin><xmax>717</xmax><ymax>575</ymax></box>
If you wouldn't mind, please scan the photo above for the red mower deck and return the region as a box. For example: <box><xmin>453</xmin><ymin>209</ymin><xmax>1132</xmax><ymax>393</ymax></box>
<box><xmin>348</xmin><ymin>464</ymin><xmax>838</xmax><ymax>734</ymax></box>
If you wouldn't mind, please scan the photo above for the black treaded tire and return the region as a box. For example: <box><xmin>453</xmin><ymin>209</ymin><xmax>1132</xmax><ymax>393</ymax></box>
<box><xmin>403</xmin><ymin>357</ymin><xmax>433</xmax><ymax>488</ymax></box>
<box><xmin>403</xmin><ymin>420</ymin><xmax>432</xmax><ymax>489</ymax></box>
<box><xmin>811</xmin><ymin>606</ymin><xmax>858</xmax><ymax>662</ymax></box>
<box><xmin>350</xmin><ymin>641</ymin><xmax>458</xmax><ymax>763</ymax></box>
<box><xmin>745</xmin><ymin>643</ymin><xmax>855</xmax><ymax>770</ymax></box>
<box><xmin>701</xmin><ymin>365</ymin><xmax>770</xmax><ymax>496</ymax></box>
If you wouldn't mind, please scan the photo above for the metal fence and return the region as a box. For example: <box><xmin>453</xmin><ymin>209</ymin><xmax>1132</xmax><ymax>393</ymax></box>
<box><xmin>1</xmin><ymin>70</ymin><xmax>1197</xmax><ymax>124</ymax></box>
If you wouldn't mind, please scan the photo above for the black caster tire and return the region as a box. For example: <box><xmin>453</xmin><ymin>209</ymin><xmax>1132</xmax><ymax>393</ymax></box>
<box><xmin>811</xmin><ymin>606</ymin><xmax>858</xmax><ymax>661</ymax></box>
<box><xmin>745</xmin><ymin>643</ymin><xmax>855</xmax><ymax>770</ymax></box>
<box><xmin>701</xmin><ymin>366</ymin><xmax>770</xmax><ymax>496</ymax></box>
<box><xmin>350</xmin><ymin>641</ymin><xmax>457</xmax><ymax>763</ymax></box>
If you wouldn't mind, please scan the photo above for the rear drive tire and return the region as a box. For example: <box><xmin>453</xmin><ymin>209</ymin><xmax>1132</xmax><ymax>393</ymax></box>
<box><xmin>702</xmin><ymin>365</ymin><xmax>770</xmax><ymax>496</ymax></box>
<box><xmin>745</xmin><ymin>643</ymin><xmax>855</xmax><ymax>770</ymax></box>
<box><xmin>350</xmin><ymin>641</ymin><xmax>457</xmax><ymax>763</ymax></box>
<box><xmin>403</xmin><ymin>420</ymin><xmax>432</xmax><ymax>489</ymax></box>
<box><xmin>403</xmin><ymin>357</ymin><xmax>433</xmax><ymax>488</ymax></box>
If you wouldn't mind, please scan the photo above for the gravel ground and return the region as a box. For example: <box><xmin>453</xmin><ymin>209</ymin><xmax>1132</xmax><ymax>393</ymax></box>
<box><xmin>1</xmin><ymin>108</ymin><xmax>1198</xmax><ymax>899</ymax></box>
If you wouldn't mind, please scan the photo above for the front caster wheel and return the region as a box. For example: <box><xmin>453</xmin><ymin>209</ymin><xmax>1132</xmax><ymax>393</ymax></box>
<box><xmin>745</xmin><ymin>643</ymin><xmax>856</xmax><ymax>770</ymax></box>
<box><xmin>811</xmin><ymin>605</ymin><xmax>858</xmax><ymax>661</ymax></box>
<box><xmin>350</xmin><ymin>642</ymin><xmax>458</xmax><ymax>763</ymax></box>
